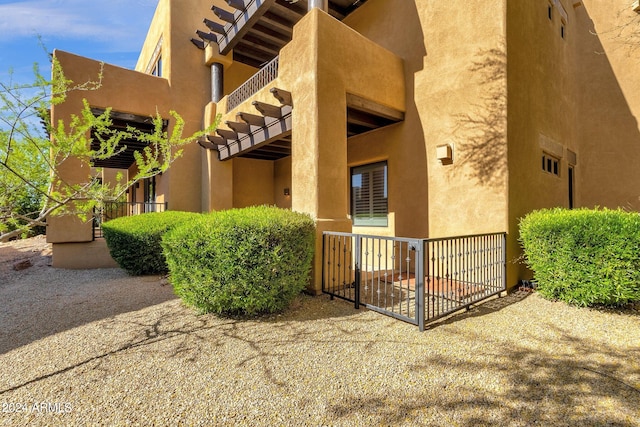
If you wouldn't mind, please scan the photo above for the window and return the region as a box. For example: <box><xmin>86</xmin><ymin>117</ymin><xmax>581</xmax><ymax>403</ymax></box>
<box><xmin>351</xmin><ymin>162</ymin><xmax>388</xmax><ymax>227</ymax></box>
<box><xmin>542</xmin><ymin>153</ymin><xmax>560</xmax><ymax>176</ymax></box>
<box><xmin>151</xmin><ymin>55</ymin><xmax>162</xmax><ymax>77</ymax></box>
<box><xmin>146</xmin><ymin>36</ymin><xmax>163</xmax><ymax>76</ymax></box>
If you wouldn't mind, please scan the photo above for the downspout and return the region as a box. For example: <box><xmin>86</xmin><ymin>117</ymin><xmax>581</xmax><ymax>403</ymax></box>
<box><xmin>308</xmin><ymin>0</ymin><xmax>328</xmax><ymax>12</ymax></box>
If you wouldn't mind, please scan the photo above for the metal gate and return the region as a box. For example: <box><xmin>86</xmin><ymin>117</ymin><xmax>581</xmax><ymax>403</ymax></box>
<box><xmin>322</xmin><ymin>232</ymin><xmax>506</xmax><ymax>331</ymax></box>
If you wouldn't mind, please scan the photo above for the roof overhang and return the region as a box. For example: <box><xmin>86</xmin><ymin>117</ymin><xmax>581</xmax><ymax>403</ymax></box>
<box><xmin>193</xmin><ymin>0</ymin><xmax>369</xmax><ymax>68</ymax></box>
<box><xmin>89</xmin><ymin>108</ymin><xmax>168</xmax><ymax>170</ymax></box>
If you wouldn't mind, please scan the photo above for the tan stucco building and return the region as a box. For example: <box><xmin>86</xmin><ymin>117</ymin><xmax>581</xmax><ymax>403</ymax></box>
<box><xmin>48</xmin><ymin>0</ymin><xmax>640</xmax><ymax>292</ymax></box>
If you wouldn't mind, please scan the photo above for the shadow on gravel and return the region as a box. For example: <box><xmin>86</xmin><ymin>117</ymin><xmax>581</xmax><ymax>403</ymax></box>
<box><xmin>423</xmin><ymin>290</ymin><xmax>533</xmax><ymax>330</ymax></box>
<box><xmin>0</xmin><ymin>267</ymin><xmax>177</xmax><ymax>356</ymax></box>
<box><xmin>326</xmin><ymin>324</ymin><xmax>640</xmax><ymax>426</ymax></box>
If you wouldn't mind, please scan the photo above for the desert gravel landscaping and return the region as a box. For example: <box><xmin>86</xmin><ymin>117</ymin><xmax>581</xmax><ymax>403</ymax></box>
<box><xmin>1</xmin><ymin>237</ymin><xmax>639</xmax><ymax>426</ymax></box>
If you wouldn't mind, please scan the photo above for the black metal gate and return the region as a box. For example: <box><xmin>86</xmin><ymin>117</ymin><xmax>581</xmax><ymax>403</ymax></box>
<box><xmin>322</xmin><ymin>232</ymin><xmax>506</xmax><ymax>331</ymax></box>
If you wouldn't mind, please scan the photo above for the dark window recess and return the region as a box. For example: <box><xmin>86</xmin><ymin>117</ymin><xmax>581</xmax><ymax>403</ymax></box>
<box><xmin>351</xmin><ymin>162</ymin><xmax>388</xmax><ymax>227</ymax></box>
<box><xmin>548</xmin><ymin>5</ymin><xmax>553</xmax><ymax>20</ymax></box>
<box><xmin>568</xmin><ymin>167</ymin><xmax>575</xmax><ymax>208</ymax></box>
<box><xmin>561</xmin><ymin>25</ymin><xmax>565</xmax><ymax>39</ymax></box>
<box><xmin>542</xmin><ymin>154</ymin><xmax>560</xmax><ymax>177</ymax></box>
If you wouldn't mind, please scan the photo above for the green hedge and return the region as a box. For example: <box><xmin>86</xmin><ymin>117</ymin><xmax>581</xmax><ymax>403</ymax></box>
<box><xmin>102</xmin><ymin>211</ymin><xmax>202</xmax><ymax>275</ymax></box>
<box><xmin>519</xmin><ymin>208</ymin><xmax>640</xmax><ymax>306</ymax></box>
<box><xmin>162</xmin><ymin>206</ymin><xmax>315</xmax><ymax>316</ymax></box>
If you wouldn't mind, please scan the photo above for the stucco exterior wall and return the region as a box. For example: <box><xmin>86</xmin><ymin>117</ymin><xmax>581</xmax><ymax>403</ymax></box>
<box><xmin>507</xmin><ymin>0</ymin><xmax>640</xmax><ymax>283</ymax></box>
<box><xmin>274</xmin><ymin>157</ymin><xmax>292</xmax><ymax>209</ymax></box>
<box><xmin>233</xmin><ymin>158</ymin><xmax>275</xmax><ymax>208</ymax></box>
<box><xmin>49</xmin><ymin>0</ymin><xmax>640</xmax><ymax>289</ymax></box>
<box><xmin>346</xmin><ymin>0</ymin><xmax>508</xmax><ymax>242</ymax></box>
<box><xmin>506</xmin><ymin>1</ymin><xmax>579</xmax><ymax>283</ymax></box>
<box><xmin>574</xmin><ymin>1</ymin><xmax>640</xmax><ymax>210</ymax></box>
<box><xmin>48</xmin><ymin>50</ymin><xmax>172</xmax><ymax>247</ymax></box>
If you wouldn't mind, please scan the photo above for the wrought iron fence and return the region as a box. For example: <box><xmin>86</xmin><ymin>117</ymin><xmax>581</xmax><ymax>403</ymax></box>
<box><xmin>93</xmin><ymin>201</ymin><xmax>168</xmax><ymax>239</ymax></box>
<box><xmin>226</xmin><ymin>55</ymin><xmax>279</xmax><ymax>112</ymax></box>
<box><xmin>322</xmin><ymin>232</ymin><xmax>506</xmax><ymax>331</ymax></box>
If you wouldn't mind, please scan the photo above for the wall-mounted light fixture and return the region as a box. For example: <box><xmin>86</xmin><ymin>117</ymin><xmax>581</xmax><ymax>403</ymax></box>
<box><xmin>284</xmin><ymin>188</ymin><xmax>290</xmax><ymax>196</ymax></box>
<box><xmin>436</xmin><ymin>144</ymin><xmax>453</xmax><ymax>164</ymax></box>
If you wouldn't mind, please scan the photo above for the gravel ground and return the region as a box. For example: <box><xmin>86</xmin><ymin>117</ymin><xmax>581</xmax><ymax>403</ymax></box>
<box><xmin>0</xmin><ymin>238</ymin><xmax>639</xmax><ymax>426</ymax></box>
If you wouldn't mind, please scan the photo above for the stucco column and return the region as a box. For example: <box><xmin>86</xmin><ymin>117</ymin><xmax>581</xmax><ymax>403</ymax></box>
<box><xmin>281</xmin><ymin>10</ymin><xmax>351</xmax><ymax>294</ymax></box>
<box><xmin>203</xmin><ymin>45</ymin><xmax>234</xmax><ymax>212</ymax></box>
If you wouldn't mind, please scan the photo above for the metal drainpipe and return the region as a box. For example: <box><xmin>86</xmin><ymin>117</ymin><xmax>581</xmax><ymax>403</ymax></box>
<box><xmin>308</xmin><ymin>0</ymin><xmax>328</xmax><ymax>12</ymax></box>
<box><xmin>211</xmin><ymin>62</ymin><xmax>224</xmax><ymax>103</ymax></box>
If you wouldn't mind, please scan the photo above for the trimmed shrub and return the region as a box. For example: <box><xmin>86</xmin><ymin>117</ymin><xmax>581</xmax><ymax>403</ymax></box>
<box><xmin>519</xmin><ymin>208</ymin><xmax>640</xmax><ymax>306</ymax></box>
<box><xmin>102</xmin><ymin>211</ymin><xmax>202</xmax><ymax>275</ymax></box>
<box><xmin>162</xmin><ymin>206</ymin><xmax>315</xmax><ymax>316</ymax></box>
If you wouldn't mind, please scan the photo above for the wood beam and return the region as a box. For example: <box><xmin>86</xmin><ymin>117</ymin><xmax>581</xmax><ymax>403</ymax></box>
<box><xmin>232</xmin><ymin>52</ymin><xmax>265</xmax><ymax>69</ymax></box>
<box><xmin>260</xmin><ymin>11</ymin><xmax>294</xmax><ymax>37</ymax></box>
<box><xmin>227</xmin><ymin>0</ymin><xmax>250</xmax><ymax>11</ymax></box>
<box><xmin>196</xmin><ymin>30</ymin><xmax>218</xmax><ymax>43</ymax></box>
<box><xmin>347</xmin><ymin>109</ymin><xmax>384</xmax><ymax>129</ymax></box>
<box><xmin>238</xmin><ymin>33</ymin><xmax>281</xmax><ymax>57</ymax></box>
<box><xmin>249</xmin><ymin>23</ymin><xmax>291</xmax><ymax>45</ymax></box>
<box><xmin>219</xmin><ymin>114</ymin><xmax>292</xmax><ymax>160</ymax></box>
<box><xmin>346</xmin><ymin>93</ymin><xmax>405</xmax><ymax>122</ymax></box>
<box><xmin>207</xmin><ymin>135</ymin><xmax>227</xmax><ymax>145</ymax></box>
<box><xmin>233</xmin><ymin>44</ymin><xmax>274</xmax><ymax>66</ymax></box>
<box><xmin>218</xmin><ymin>0</ymin><xmax>276</xmax><ymax>55</ymax></box>
<box><xmin>198</xmin><ymin>139</ymin><xmax>219</xmax><ymax>150</ymax></box>
<box><xmin>212</xmin><ymin>6</ymin><xmax>236</xmax><ymax>23</ymax></box>
<box><xmin>237</xmin><ymin>112</ymin><xmax>266</xmax><ymax>127</ymax></box>
<box><xmin>270</xmin><ymin>87</ymin><xmax>292</xmax><ymax>106</ymax></box>
<box><xmin>190</xmin><ymin>38</ymin><xmax>205</xmax><ymax>49</ymax></box>
<box><xmin>217</xmin><ymin>128</ymin><xmax>239</xmax><ymax>140</ymax></box>
<box><xmin>253</xmin><ymin>101</ymin><xmax>287</xmax><ymax>118</ymax></box>
<box><xmin>226</xmin><ymin>120</ymin><xmax>252</xmax><ymax>134</ymax></box>
<box><xmin>271</xmin><ymin>1</ymin><xmax>305</xmax><ymax>23</ymax></box>
<box><xmin>204</xmin><ymin>18</ymin><xmax>226</xmax><ymax>34</ymax></box>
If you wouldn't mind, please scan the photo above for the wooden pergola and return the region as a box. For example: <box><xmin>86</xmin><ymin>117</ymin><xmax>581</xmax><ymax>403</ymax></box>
<box><xmin>89</xmin><ymin>109</ymin><xmax>168</xmax><ymax>169</ymax></box>
<box><xmin>192</xmin><ymin>0</ymin><xmax>368</xmax><ymax>68</ymax></box>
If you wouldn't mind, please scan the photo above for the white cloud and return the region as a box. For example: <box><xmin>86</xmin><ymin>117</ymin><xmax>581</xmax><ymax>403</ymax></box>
<box><xmin>0</xmin><ymin>0</ymin><xmax>158</xmax><ymax>51</ymax></box>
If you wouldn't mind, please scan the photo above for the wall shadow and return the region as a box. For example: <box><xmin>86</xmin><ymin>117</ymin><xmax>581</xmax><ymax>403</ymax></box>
<box><xmin>455</xmin><ymin>45</ymin><xmax>507</xmax><ymax>187</ymax></box>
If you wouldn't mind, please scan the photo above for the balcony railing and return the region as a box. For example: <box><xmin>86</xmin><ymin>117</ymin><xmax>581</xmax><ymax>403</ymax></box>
<box><xmin>226</xmin><ymin>55</ymin><xmax>279</xmax><ymax>112</ymax></box>
<box><xmin>93</xmin><ymin>201</ymin><xmax>168</xmax><ymax>239</ymax></box>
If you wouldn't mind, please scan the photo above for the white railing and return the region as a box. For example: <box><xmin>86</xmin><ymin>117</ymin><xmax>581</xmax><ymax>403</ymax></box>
<box><xmin>226</xmin><ymin>56</ymin><xmax>279</xmax><ymax>112</ymax></box>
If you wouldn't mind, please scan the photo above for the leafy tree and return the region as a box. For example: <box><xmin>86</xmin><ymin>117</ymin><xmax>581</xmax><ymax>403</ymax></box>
<box><xmin>0</xmin><ymin>58</ymin><xmax>216</xmax><ymax>242</ymax></box>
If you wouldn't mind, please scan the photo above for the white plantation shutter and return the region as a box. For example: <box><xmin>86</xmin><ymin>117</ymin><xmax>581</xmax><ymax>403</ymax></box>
<box><xmin>351</xmin><ymin>162</ymin><xmax>388</xmax><ymax>226</ymax></box>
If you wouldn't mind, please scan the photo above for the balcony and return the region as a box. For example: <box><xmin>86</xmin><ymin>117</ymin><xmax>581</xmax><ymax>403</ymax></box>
<box><xmin>227</xmin><ymin>55</ymin><xmax>279</xmax><ymax>112</ymax></box>
<box><xmin>196</xmin><ymin>4</ymin><xmax>405</xmax><ymax>163</ymax></box>
<box><xmin>192</xmin><ymin>0</ymin><xmax>369</xmax><ymax>68</ymax></box>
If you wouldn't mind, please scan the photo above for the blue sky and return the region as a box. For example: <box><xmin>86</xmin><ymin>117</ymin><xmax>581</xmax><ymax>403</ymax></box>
<box><xmin>0</xmin><ymin>0</ymin><xmax>158</xmax><ymax>84</ymax></box>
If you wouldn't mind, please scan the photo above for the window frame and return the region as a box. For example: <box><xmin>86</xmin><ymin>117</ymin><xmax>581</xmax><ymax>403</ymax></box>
<box><xmin>542</xmin><ymin>153</ymin><xmax>561</xmax><ymax>177</ymax></box>
<box><xmin>350</xmin><ymin>161</ymin><xmax>389</xmax><ymax>227</ymax></box>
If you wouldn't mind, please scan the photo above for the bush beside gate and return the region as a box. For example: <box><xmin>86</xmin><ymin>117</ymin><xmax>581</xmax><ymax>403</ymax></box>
<box><xmin>519</xmin><ymin>208</ymin><xmax>640</xmax><ymax>307</ymax></box>
<box><xmin>162</xmin><ymin>206</ymin><xmax>315</xmax><ymax>316</ymax></box>
<box><xmin>102</xmin><ymin>211</ymin><xmax>202</xmax><ymax>275</ymax></box>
